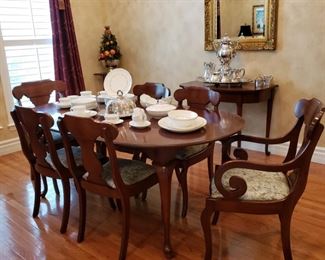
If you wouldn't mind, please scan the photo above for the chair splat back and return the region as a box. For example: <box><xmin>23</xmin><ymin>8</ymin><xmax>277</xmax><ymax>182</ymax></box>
<box><xmin>174</xmin><ymin>86</ymin><xmax>220</xmax><ymax>111</ymax></box>
<box><xmin>12</xmin><ymin>79</ymin><xmax>67</xmax><ymax>106</ymax></box>
<box><xmin>59</xmin><ymin>115</ymin><xmax>123</xmax><ymax>188</ymax></box>
<box><xmin>133</xmin><ymin>82</ymin><xmax>170</xmax><ymax>106</ymax></box>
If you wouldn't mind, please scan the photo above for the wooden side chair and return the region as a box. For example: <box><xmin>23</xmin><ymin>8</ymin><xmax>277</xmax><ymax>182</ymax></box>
<box><xmin>174</xmin><ymin>86</ymin><xmax>221</xmax><ymax>217</ymax></box>
<box><xmin>12</xmin><ymin>79</ymin><xmax>68</xmax><ymax>196</ymax></box>
<box><xmin>133</xmin><ymin>82</ymin><xmax>171</xmax><ymax>107</ymax></box>
<box><xmin>201</xmin><ymin>98</ymin><xmax>324</xmax><ymax>260</ymax></box>
<box><xmin>58</xmin><ymin>115</ymin><xmax>158</xmax><ymax>259</ymax></box>
<box><xmin>12</xmin><ymin>106</ymin><xmax>83</xmax><ymax>233</ymax></box>
<box><xmin>12</xmin><ymin>79</ymin><xmax>66</xmax><ymax>106</ymax></box>
<box><xmin>128</xmin><ymin>82</ymin><xmax>171</xmax><ymax>164</ymax></box>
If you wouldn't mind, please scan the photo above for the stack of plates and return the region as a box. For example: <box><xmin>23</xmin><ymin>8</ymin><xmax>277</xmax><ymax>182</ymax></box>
<box><xmin>71</xmin><ymin>97</ymin><xmax>97</xmax><ymax>110</ymax></box>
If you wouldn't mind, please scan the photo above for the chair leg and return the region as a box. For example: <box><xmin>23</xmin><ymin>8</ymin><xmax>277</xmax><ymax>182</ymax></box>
<box><xmin>211</xmin><ymin>211</ymin><xmax>220</xmax><ymax>225</ymax></box>
<box><xmin>32</xmin><ymin>173</ymin><xmax>41</xmax><ymax>218</ymax></box>
<box><xmin>52</xmin><ymin>178</ymin><xmax>60</xmax><ymax>195</ymax></box>
<box><xmin>132</xmin><ymin>152</ymin><xmax>140</xmax><ymax>160</ymax></box>
<box><xmin>116</xmin><ymin>199</ymin><xmax>122</xmax><ymax>212</ymax></box>
<box><xmin>141</xmin><ymin>190</ymin><xmax>147</xmax><ymax>201</ymax></box>
<box><xmin>77</xmin><ymin>188</ymin><xmax>87</xmax><ymax>243</ymax></box>
<box><xmin>201</xmin><ymin>206</ymin><xmax>214</xmax><ymax>260</ymax></box>
<box><xmin>60</xmin><ymin>179</ymin><xmax>70</xmax><ymax>234</ymax></box>
<box><xmin>207</xmin><ymin>154</ymin><xmax>214</xmax><ymax>188</ymax></box>
<box><xmin>108</xmin><ymin>198</ymin><xmax>117</xmax><ymax>210</ymax></box>
<box><xmin>41</xmin><ymin>176</ymin><xmax>48</xmax><ymax>198</ymax></box>
<box><xmin>279</xmin><ymin>210</ymin><xmax>294</xmax><ymax>260</ymax></box>
<box><xmin>119</xmin><ymin>197</ymin><xmax>130</xmax><ymax>260</ymax></box>
<box><xmin>175</xmin><ymin>166</ymin><xmax>189</xmax><ymax>218</ymax></box>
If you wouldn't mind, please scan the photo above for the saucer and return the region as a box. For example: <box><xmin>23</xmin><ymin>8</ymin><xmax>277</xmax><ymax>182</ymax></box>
<box><xmin>102</xmin><ymin>119</ymin><xmax>124</xmax><ymax>125</ymax></box>
<box><xmin>129</xmin><ymin>120</ymin><xmax>151</xmax><ymax>129</ymax></box>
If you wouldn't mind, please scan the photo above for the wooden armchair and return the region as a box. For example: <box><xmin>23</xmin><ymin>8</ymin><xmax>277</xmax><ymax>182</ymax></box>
<box><xmin>11</xmin><ymin>106</ymin><xmax>82</xmax><ymax>234</ymax></box>
<box><xmin>58</xmin><ymin>115</ymin><xmax>158</xmax><ymax>259</ymax></box>
<box><xmin>201</xmin><ymin>98</ymin><xmax>324</xmax><ymax>260</ymax></box>
<box><xmin>174</xmin><ymin>86</ymin><xmax>220</xmax><ymax>217</ymax></box>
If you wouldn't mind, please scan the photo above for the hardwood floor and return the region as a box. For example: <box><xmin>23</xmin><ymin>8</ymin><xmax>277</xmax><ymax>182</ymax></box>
<box><xmin>0</xmin><ymin>146</ymin><xmax>324</xmax><ymax>259</ymax></box>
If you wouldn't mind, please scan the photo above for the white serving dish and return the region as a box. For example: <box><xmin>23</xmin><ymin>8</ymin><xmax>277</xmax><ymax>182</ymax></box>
<box><xmin>158</xmin><ymin>116</ymin><xmax>207</xmax><ymax>133</ymax></box>
<box><xmin>146</xmin><ymin>104</ymin><xmax>176</xmax><ymax>118</ymax></box>
<box><xmin>71</xmin><ymin>97</ymin><xmax>97</xmax><ymax>110</ymax></box>
<box><xmin>104</xmin><ymin>68</ymin><xmax>132</xmax><ymax>96</ymax></box>
<box><xmin>64</xmin><ymin>110</ymin><xmax>97</xmax><ymax>118</ymax></box>
<box><xmin>168</xmin><ymin>110</ymin><xmax>198</xmax><ymax>128</ymax></box>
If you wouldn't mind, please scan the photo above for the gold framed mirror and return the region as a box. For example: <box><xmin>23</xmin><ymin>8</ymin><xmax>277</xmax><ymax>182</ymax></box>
<box><xmin>205</xmin><ymin>0</ymin><xmax>278</xmax><ymax>51</ymax></box>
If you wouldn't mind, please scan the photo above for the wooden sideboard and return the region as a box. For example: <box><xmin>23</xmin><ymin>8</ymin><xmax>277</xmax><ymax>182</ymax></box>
<box><xmin>179</xmin><ymin>81</ymin><xmax>278</xmax><ymax>155</ymax></box>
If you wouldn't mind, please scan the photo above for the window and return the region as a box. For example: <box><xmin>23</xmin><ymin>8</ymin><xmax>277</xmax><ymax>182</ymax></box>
<box><xmin>0</xmin><ymin>0</ymin><xmax>54</xmax><ymax>108</ymax></box>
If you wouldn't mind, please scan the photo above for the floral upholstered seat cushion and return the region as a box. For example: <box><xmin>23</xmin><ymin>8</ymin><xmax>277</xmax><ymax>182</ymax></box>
<box><xmin>175</xmin><ymin>144</ymin><xmax>209</xmax><ymax>160</ymax></box>
<box><xmin>211</xmin><ymin>168</ymin><xmax>290</xmax><ymax>201</ymax></box>
<box><xmin>46</xmin><ymin>146</ymin><xmax>82</xmax><ymax>169</ymax></box>
<box><xmin>100</xmin><ymin>159</ymin><xmax>156</xmax><ymax>188</ymax></box>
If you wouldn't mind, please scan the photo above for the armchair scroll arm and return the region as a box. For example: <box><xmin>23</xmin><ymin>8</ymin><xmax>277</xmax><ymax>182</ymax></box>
<box><xmin>214</xmin><ymin>159</ymin><xmax>301</xmax><ymax>200</ymax></box>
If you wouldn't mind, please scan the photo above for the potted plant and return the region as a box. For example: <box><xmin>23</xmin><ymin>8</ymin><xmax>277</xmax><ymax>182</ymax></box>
<box><xmin>98</xmin><ymin>26</ymin><xmax>122</xmax><ymax>70</ymax></box>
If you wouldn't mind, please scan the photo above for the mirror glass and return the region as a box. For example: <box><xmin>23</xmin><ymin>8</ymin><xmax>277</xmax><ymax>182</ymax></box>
<box><xmin>205</xmin><ymin>0</ymin><xmax>278</xmax><ymax>51</ymax></box>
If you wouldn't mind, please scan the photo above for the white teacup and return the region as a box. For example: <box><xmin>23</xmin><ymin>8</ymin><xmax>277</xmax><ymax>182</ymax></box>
<box><xmin>70</xmin><ymin>105</ymin><xmax>87</xmax><ymax>114</ymax></box>
<box><xmin>132</xmin><ymin>107</ymin><xmax>147</xmax><ymax>123</ymax></box>
<box><xmin>80</xmin><ymin>90</ymin><xmax>92</xmax><ymax>96</ymax></box>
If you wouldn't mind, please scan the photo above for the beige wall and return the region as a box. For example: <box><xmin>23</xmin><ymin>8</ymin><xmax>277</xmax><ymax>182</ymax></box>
<box><xmin>100</xmin><ymin>0</ymin><xmax>325</xmax><ymax>146</ymax></box>
<box><xmin>0</xmin><ymin>0</ymin><xmax>324</xmax><ymax>148</ymax></box>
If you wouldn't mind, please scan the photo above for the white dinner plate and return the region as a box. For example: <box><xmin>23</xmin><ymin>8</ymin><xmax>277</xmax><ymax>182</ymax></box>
<box><xmin>102</xmin><ymin>119</ymin><xmax>124</xmax><ymax>125</ymax></box>
<box><xmin>64</xmin><ymin>110</ymin><xmax>97</xmax><ymax>118</ymax></box>
<box><xmin>104</xmin><ymin>68</ymin><xmax>132</xmax><ymax>96</ymax></box>
<box><xmin>158</xmin><ymin>116</ymin><xmax>207</xmax><ymax>133</ymax></box>
<box><xmin>129</xmin><ymin>120</ymin><xmax>151</xmax><ymax>129</ymax></box>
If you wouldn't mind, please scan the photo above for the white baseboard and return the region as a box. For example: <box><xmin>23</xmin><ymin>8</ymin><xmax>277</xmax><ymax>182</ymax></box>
<box><xmin>0</xmin><ymin>137</ymin><xmax>21</xmax><ymax>156</ymax></box>
<box><xmin>241</xmin><ymin>142</ymin><xmax>325</xmax><ymax>164</ymax></box>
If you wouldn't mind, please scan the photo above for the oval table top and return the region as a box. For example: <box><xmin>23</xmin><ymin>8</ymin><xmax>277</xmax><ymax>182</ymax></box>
<box><xmin>35</xmin><ymin>103</ymin><xmax>245</xmax><ymax>150</ymax></box>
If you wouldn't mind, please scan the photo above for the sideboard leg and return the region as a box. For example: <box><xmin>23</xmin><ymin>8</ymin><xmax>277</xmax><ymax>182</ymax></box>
<box><xmin>236</xmin><ymin>103</ymin><xmax>243</xmax><ymax>148</ymax></box>
<box><xmin>265</xmin><ymin>92</ymin><xmax>275</xmax><ymax>155</ymax></box>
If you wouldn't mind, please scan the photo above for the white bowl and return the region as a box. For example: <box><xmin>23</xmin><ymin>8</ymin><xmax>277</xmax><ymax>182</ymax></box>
<box><xmin>146</xmin><ymin>104</ymin><xmax>176</xmax><ymax>118</ymax></box>
<box><xmin>168</xmin><ymin>109</ymin><xmax>198</xmax><ymax>128</ymax></box>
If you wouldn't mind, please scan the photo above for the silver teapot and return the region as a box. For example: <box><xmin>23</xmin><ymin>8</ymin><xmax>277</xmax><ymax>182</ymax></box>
<box><xmin>213</xmin><ymin>36</ymin><xmax>239</xmax><ymax>83</ymax></box>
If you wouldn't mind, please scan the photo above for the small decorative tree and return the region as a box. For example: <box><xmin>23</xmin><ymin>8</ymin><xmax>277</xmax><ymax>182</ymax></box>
<box><xmin>98</xmin><ymin>26</ymin><xmax>122</xmax><ymax>69</ymax></box>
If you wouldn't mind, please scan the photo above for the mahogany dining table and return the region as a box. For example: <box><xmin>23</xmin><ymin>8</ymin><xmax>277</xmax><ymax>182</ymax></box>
<box><xmin>35</xmin><ymin>103</ymin><xmax>245</xmax><ymax>258</ymax></box>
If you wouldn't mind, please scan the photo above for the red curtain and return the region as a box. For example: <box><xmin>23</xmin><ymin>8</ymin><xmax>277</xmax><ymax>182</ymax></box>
<box><xmin>49</xmin><ymin>0</ymin><xmax>85</xmax><ymax>95</ymax></box>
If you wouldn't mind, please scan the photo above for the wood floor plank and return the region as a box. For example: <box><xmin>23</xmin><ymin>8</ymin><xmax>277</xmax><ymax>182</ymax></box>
<box><xmin>0</xmin><ymin>146</ymin><xmax>324</xmax><ymax>259</ymax></box>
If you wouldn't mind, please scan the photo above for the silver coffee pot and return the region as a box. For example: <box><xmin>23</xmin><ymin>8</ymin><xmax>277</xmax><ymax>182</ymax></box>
<box><xmin>213</xmin><ymin>36</ymin><xmax>242</xmax><ymax>83</ymax></box>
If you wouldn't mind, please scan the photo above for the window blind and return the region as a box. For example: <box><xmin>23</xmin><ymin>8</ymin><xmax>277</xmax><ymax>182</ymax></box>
<box><xmin>0</xmin><ymin>0</ymin><xmax>54</xmax><ymax>104</ymax></box>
